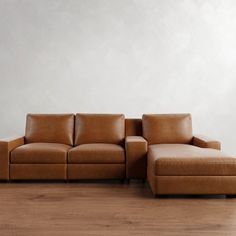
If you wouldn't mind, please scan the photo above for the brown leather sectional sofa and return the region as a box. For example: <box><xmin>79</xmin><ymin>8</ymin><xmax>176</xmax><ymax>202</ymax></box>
<box><xmin>0</xmin><ymin>113</ymin><xmax>235</xmax><ymax>196</ymax></box>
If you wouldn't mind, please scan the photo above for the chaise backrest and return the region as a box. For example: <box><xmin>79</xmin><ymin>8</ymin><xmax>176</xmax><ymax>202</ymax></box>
<box><xmin>74</xmin><ymin>114</ymin><xmax>125</xmax><ymax>145</ymax></box>
<box><xmin>125</xmin><ymin>118</ymin><xmax>142</xmax><ymax>136</ymax></box>
<box><xmin>142</xmin><ymin>114</ymin><xmax>192</xmax><ymax>145</ymax></box>
<box><xmin>25</xmin><ymin>114</ymin><xmax>74</xmax><ymax>146</ymax></box>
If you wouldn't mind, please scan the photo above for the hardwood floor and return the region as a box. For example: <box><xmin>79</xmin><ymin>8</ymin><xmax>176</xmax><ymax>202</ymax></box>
<box><xmin>1</xmin><ymin>181</ymin><xmax>236</xmax><ymax>236</ymax></box>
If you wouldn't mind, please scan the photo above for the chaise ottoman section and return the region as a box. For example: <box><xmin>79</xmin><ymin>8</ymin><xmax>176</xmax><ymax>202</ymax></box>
<box><xmin>147</xmin><ymin>144</ymin><xmax>236</xmax><ymax>195</ymax></box>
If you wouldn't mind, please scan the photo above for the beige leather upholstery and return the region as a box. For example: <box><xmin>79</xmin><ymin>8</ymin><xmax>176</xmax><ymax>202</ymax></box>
<box><xmin>125</xmin><ymin>136</ymin><xmax>147</xmax><ymax>179</ymax></box>
<box><xmin>11</xmin><ymin>143</ymin><xmax>71</xmax><ymax>164</ymax></box>
<box><xmin>74</xmin><ymin>114</ymin><xmax>125</xmax><ymax>145</ymax></box>
<box><xmin>0</xmin><ymin>136</ymin><xmax>25</xmax><ymax>180</ymax></box>
<box><xmin>142</xmin><ymin>114</ymin><xmax>192</xmax><ymax>144</ymax></box>
<box><xmin>68</xmin><ymin>144</ymin><xmax>125</xmax><ymax>164</ymax></box>
<box><xmin>25</xmin><ymin>114</ymin><xmax>74</xmax><ymax>146</ymax></box>
<box><xmin>148</xmin><ymin>144</ymin><xmax>234</xmax><ymax>176</ymax></box>
<box><xmin>193</xmin><ymin>135</ymin><xmax>221</xmax><ymax>150</ymax></box>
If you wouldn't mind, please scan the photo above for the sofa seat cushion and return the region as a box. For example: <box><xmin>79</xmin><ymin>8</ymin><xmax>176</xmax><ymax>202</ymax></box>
<box><xmin>11</xmin><ymin>143</ymin><xmax>71</xmax><ymax>164</ymax></box>
<box><xmin>148</xmin><ymin>144</ymin><xmax>235</xmax><ymax>176</ymax></box>
<box><xmin>68</xmin><ymin>144</ymin><xmax>125</xmax><ymax>164</ymax></box>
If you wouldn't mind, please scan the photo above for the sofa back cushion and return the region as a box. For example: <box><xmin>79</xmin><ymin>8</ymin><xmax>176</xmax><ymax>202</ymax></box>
<box><xmin>142</xmin><ymin>114</ymin><xmax>192</xmax><ymax>144</ymax></box>
<box><xmin>75</xmin><ymin>114</ymin><xmax>125</xmax><ymax>145</ymax></box>
<box><xmin>25</xmin><ymin>114</ymin><xmax>74</xmax><ymax>146</ymax></box>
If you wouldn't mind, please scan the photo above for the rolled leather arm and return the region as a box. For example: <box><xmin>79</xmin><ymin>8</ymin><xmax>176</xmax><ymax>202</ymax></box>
<box><xmin>193</xmin><ymin>135</ymin><xmax>221</xmax><ymax>150</ymax></box>
<box><xmin>0</xmin><ymin>136</ymin><xmax>25</xmax><ymax>180</ymax></box>
<box><xmin>125</xmin><ymin>136</ymin><xmax>148</xmax><ymax>179</ymax></box>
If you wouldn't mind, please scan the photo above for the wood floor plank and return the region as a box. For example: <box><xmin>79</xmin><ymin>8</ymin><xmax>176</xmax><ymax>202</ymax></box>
<box><xmin>0</xmin><ymin>182</ymin><xmax>236</xmax><ymax>236</ymax></box>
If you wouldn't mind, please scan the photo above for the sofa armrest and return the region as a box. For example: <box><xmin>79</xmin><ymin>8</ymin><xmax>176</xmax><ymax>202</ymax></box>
<box><xmin>0</xmin><ymin>136</ymin><xmax>25</xmax><ymax>180</ymax></box>
<box><xmin>193</xmin><ymin>135</ymin><xmax>221</xmax><ymax>150</ymax></box>
<box><xmin>125</xmin><ymin>136</ymin><xmax>148</xmax><ymax>179</ymax></box>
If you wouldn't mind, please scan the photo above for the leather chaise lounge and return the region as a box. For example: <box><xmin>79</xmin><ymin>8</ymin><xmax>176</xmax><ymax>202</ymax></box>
<box><xmin>0</xmin><ymin>113</ymin><xmax>235</xmax><ymax>197</ymax></box>
<box><xmin>143</xmin><ymin>114</ymin><xmax>236</xmax><ymax>196</ymax></box>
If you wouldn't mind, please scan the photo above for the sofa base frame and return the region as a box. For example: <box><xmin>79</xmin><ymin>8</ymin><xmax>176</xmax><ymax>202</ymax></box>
<box><xmin>148</xmin><ymin>175</ymin><xmax>236</xmax><ymax>195</ymax></box>
<box><xmin>10</xmin><ymin>164</ymin><xmax>67</xmax><ymax>180</ymax></box>
<box><xmin>68</xmin><ymin>164</ymin><xmax>125</xmax><ymax>180</ymax></box>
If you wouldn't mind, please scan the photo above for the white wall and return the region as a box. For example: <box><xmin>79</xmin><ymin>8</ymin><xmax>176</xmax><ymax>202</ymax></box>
<box><xmin>0</xmin><ymin>0</ymin><xmax>236</xmax><ymax>154</ymax></box>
